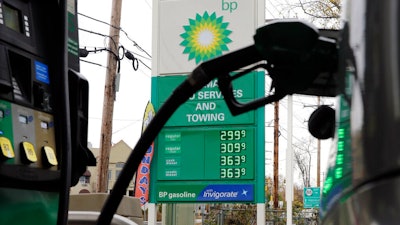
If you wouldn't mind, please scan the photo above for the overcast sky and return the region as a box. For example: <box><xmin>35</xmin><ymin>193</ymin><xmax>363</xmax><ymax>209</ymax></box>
<box><xmin>77</xmin><ymin>0</ymin><xmax>153</xmax><ymax>149</ymax></box>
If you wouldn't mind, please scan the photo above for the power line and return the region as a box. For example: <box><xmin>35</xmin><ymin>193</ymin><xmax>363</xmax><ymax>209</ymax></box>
<box><xmin>89</xmin><ymin>117</ymin><xmax>142</xmax><ymax>124</ymax></box>
<box><xmin>80</xmin><ymin>56</ymin><xmax>152</xmax><ymax>80</ymax></box>
<box><xmin>78</xmin><ymin>13</ymin><xmax>152</xmax><ymax>71</ymax></box>
<box><xmin>79</xmin><ymin>45</ymin><xmax>152</xmax><ymax>71</ymax></box>
<box><xmin>278</xmin><ymin>101</ymin><xmax>309</xmax><ymax>129</ymax></box>
<box><xmin>265</xmin><ymin>0</ymin><xmax>286</xmax><ymax>18</ymax></box>
<box><xmin>78</xmin><ymin>12</ymin><xmax>152</xmax><ymax>58</ymax></box>
<box><xmin>80</xmin><ymin>59</ymin><xmax>108</xmax><ymax>68</ymax></box>
<box><xmin>125</xmin><ymin>50</ymin><xmax>151</xmax><ymax>61</ymax></box>
<box><xmin>78</xmin><ymin>12</ymin><xmax>111</xmax><ymax>27</ymax></box>
<box><xmin>137</xmin><ymin>58</ymin><xmax>151</xmax><ymax>70</ymax></box>
<box><xmin>112</xmin><ymin>120</ymin><xmax>142</xmax><ymax>135</ymax></box>
<box><xmin>79</xmin><ymin>27</ymin><xmax>109</xmax><ymax>38</ymax></box>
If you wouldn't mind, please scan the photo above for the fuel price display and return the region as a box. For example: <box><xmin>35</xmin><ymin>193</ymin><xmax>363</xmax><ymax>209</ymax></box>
<box><xmin>157</xmin><ymin>127</ymin><xmax>254</xmax><ymax>181</ymax></box>
<box><xmin>217</xmin><ymin>129</ymin><xmax>252</xmax><ymax>179</ymax></box>
<box><xmin>151</xmin><ymin>73</ymin><xmax>265</xmax><ymax>203</ymax></box>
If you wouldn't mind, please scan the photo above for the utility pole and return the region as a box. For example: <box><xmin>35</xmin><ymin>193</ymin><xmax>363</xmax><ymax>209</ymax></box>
<box><xmin>273</xmin><ymin>101</ymin><xmax>279</xmax><ymax>208</ymax></box>
<box><xmin>97</xmin><ymin>0</ymin><xmax>123</xmax><ymax>193</ymax></box>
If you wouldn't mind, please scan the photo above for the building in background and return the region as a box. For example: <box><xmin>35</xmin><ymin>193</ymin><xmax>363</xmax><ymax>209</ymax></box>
<box><xmin>70</xmin><ymin>140</ymin><xmax>135</xmax><ymax>195</ymax></box>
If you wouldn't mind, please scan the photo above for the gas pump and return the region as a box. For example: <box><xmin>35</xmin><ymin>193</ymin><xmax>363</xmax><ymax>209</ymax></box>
<box><xmin>0</xmin><ymin>1</ymin><xmax>94</xmax><ymax>225</ymax></box>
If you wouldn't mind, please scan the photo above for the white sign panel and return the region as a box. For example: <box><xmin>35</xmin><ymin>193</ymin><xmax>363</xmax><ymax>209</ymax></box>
<box><xmin>153</xmin><ymin>0</ymin><xmax>264</xmax><ymax>75</ymax></box>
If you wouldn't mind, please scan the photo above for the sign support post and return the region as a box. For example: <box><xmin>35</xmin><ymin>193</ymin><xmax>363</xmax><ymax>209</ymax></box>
<box><xmin>286</xmin><ymin>95</ymin><xmax>294</xmax><ymax>225</ymax></box>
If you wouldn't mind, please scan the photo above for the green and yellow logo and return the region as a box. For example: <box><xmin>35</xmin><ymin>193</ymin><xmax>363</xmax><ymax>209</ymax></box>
<box><xmin>180</xmin><ymin>11</ymin><xmax>232</xmax><ymax>64</ymax></box>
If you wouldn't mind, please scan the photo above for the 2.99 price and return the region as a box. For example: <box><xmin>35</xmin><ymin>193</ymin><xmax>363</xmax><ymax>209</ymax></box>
<box><xmin>220</xmin><ymin>130</ymin><xmax>246</xmax><ymax>141</ymax></box>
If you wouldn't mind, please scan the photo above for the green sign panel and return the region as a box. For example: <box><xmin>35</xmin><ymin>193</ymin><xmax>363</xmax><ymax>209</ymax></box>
<box><xmin>156</xmin><ymin>73</ymin><xmax>256</xmax><ymax>102</ymax></box>
<box><xmin>165</xmin><ymin>100</ymin><xmax>254</xmax><ymax>126</ymax></box>
<box><xmin>157</xmin><ymin>73</ymin><xmax>256</xmax><ymax>127</ymax></box>
<box><xmin>303</xmin><ymin>187</ymin><xmax>321</xmax><ymax>208</ymax></box>
<box><xmin>150</xmin><ymin>72</ymin><xmax>265</xmax><ymax>203</ymax></box>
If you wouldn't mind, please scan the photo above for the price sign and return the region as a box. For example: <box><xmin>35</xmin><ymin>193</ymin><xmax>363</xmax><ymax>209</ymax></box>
<box><xmin>157</xmin><ymin>127</ymin><xmax>254</xmax><ymax>180</ymax></box>
<box><xmin>150</xmin><ymin>72</ymin><xmax>265</xmax><ymax>203</ymax></box>
<box><xmin>206</xmin><ymin>128</ymin><xmax>254</xmax><ymax>180</ymax></box>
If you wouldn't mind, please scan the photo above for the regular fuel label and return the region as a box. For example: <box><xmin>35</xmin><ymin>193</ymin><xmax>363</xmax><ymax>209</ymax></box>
<box><xmin>157</xmin><ymin>184</ymin><xmax>254</xmax><ymax>202</ymax></box>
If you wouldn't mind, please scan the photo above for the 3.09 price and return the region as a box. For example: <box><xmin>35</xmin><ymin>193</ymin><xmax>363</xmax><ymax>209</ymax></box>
<box><xmin>220</xmin><ymin>155</ymin><xmax>246</xmax><ymax>166</ymax></box>
<box><xmin>220</xmin><ymin>130</ymin><xmax>246</xmax><ymax>141</ymax></box>
<box><xmin>220</xmin><ymin>142</ymin><xmax>246</xmax><ymax>153</ymax></box>
<box><xmin>220</xmin><ymin>168</ymin><xmax>246</xmax><ymax>179</ymax></box>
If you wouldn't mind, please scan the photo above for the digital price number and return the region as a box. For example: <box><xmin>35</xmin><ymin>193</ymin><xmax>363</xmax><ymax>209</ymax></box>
<box><xmin>220</xmin><ymin>155</ymin><xmax>246</xmax><ymax>166</ymax></box>
<box><xmin>220</xmin><ymin>130</ymin><xmax>246</xmax><ymax>141</ymax></box>
<box><xmin>220</xmin><ymin>143</ymin><xmax>246</xmax><ymax>153</ymax></box>
<box><xmin>220</xmin><ymin>168</ymin><xmax>246</xmax><ymax>179</ymax></box>
<box><xmin>218</xmin><ymin>129</ymin><xmax>253</xmax><ymax>180</ymax></box>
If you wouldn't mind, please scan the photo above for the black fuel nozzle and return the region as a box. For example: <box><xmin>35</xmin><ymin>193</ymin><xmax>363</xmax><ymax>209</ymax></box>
<box><xmin>188</xmin><ymin>20</ymin><xmax>338</xmax><ymax>116</ymax></box>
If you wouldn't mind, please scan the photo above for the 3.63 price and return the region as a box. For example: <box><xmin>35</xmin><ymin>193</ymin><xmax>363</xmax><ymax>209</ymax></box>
<box><xmin>220</xmin><ymin>155</ymin><xmax>246</xmax><ymax>166</ymax></box>
<box><xmin>220</xmin><ymin>168</ymin><xmax>246</xmax><ymax>179</ymax></box>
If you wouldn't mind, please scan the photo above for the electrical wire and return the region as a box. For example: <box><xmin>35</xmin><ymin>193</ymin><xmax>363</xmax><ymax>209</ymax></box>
<box><xmin>79</xmin><ymin>45</ymin><xmax>152</xmax><ymax>71</ymax></box>
<box><xmin>126</xmin><ymin>51</ymin><xmax>151</xmax><ymax>61</ymax></box>
<box><xmin>78</xmin><ymin>27</ymin><xmax>109</xmax><ymax>38</ymax></box>
<box><xmin>78</xmin><ymin>13</ymin><xmax>152</xmax><ymax>71</ymax></box>
<box><xmin>80</xmin><ymin>59</ymin><xmax>108</xmax><ymax>68</ymax></box>
<box><xmin>79</xmin><ymin>44</ymin><xmax>152</xmax><ymax>73</ymax></box>
<box><xmin>78</xmin><ymin>12</ymin><xmax>152</xmax><ymax>58</ymax></box>
<box><xmin>137</xmin><ymin>58</ymin><xmax>151</xmax><ymax>70</ymax></box>
<box><xmin>112</xmin><ymin>120</ymin><xmax>142</xmax><ymax>135</ymax></box>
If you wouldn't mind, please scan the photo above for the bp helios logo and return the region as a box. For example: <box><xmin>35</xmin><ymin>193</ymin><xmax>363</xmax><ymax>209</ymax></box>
<box><xmin>180</xmin><ymin>11</ymin><xmax>232</xmax><ymax>64</ymax></box>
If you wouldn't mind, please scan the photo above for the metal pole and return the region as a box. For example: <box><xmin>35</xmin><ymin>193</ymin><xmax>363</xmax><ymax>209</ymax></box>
<box><xmin>257</xmin><ymin>203</ymin><xmax>266</xmax><ymax>225</ymax></box>
<box><xmin>317</xmin><ymin>96</ymin><xmax>321</xmax><ymax>187</ymax></box>
<box><xmin>286</xmin><ymin>95</ymin><xmax>293</xmax><ymax>225</ymax></box>
<box><xmin>148</xmin><ymin>203</ymin><xmax>157</xmax><ymax>225</ymax></box>
<box><xmin>97</xmin><ymin>0</ymin><xmax>122</xmax><ymax>192</ymax></box>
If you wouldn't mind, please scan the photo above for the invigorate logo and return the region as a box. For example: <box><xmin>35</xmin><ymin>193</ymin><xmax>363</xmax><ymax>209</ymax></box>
<box><xmin>180</xmin><ymin>11</ymin><xmax>232</xmax><ymax>64</ymax></box>
<box><xmin>202</xmin><ymin>189</ymin><xmax>239</xmax><ymax>200</ymax></box>
<box><xmin>197</xmin><ymin>184</ymin><xmax>254</xmax><ymax>202</ymax></box>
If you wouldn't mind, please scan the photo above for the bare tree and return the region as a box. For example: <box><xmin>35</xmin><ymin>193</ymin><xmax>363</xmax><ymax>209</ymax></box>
<box><xmin>298</xmin><ymin>0</ymin><xmax>341</xmax><ymax>28</ymax></box>
<box><xmin>272</xmin><ymin>0</ymin><xmax>341</xmax><ymax>29</ymax></box>
<box><xmin>293</xmin><ymin>137</ymin><xmax>316</xmax><ymax>187</ymax></box>
<box><xmin>297</xmin><ymin>0</ymin><xmax>341</xmax><ymax>18</ymax></box>
<box><xmin>297</xmin><ymin>0</ymin><xmax>341</xmax><ymax>28</ymax></box>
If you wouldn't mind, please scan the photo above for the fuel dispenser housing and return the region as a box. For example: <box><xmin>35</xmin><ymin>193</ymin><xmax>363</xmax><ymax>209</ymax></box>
<box><xmin>0</xmin><ymin>1</ymin><xmax>93</xmax><ymax>224</ymax></box>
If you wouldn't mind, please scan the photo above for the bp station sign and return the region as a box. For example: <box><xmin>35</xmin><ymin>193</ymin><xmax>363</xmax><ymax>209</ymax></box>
<box><xmin>150</xmin><ymin>0</ymin><xmax>265</xmax><ymax>204</ymax></box>
<box><xmin>150</xmin><ymin>72</ymin><xmax>264</xmax><ymax>203</ymax></box>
